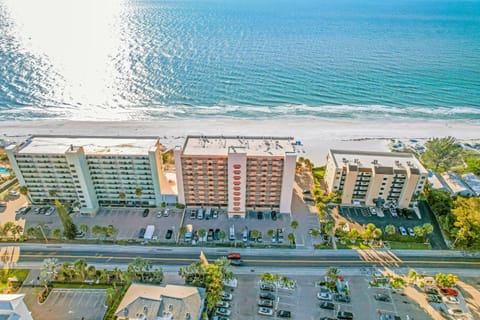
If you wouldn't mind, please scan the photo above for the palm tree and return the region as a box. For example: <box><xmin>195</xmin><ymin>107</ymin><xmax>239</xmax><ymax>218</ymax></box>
<box><xmin>218</xmin><ymin>230</ymin><xmax>226</xmax><ymax>242</ymax></box>
<box><xmin>385</xmin><ymin>224</ymin><xmax>396</xmax><ymax>236</ymax></box>
<box><xmin>287</xmin><ymin>233</ymin><xmax>295</xmax><ymax>245</ymax></box>
<box><xmin>135</xmin><ymin>188</ymin><xmax>143</xmax><ymax>206</ymax></box>
<box><xmin>290</xmin><ymin>220</ymin><xmax>299</xmax><ymax>230</ymax></box>
<box><xmin>267</xmin><ymin>229</ymin><xmax>275</xmax><ymax>241</ymax></box>
<box><xmin>251</xmin><ymin>229</ymin><xmax>260</xmax><ymax>240</ymax></box>
<box><xmin>348</xmin><ymin>229</ymin><xmax>360</xmax><ymax>242</ymax></box>
<box><xmin>106</xmin><ymin>225</ymin><xmax>117</xmax><ymax>238</ymax></box>
<box><xmin>41</xmin><ymin>258</ymin><xmax>60</xmax><ymax>284</ymax></box>
<box><xmin>198</xmin><ymin>228</ymin><xmax>206</xmax><ymax>244</ymax></box>
<box><xmin>79</xmin><ymin>224</ymin><xmax>89</xmax><ymax>235</ymax></box>
<box><xmin>372</xmin><ymin>228</ymin><xmax>382</xmax><ymax>240</ymax></box>
<box><xmin>2</xmin><ymin>221</ymin><xmax>15</xmax><ymax>238</ymax></box>
<box><xmin>73</xmin><ymin>259</ymin><xmax>87</xmax><ymax>280</ymax></box>
<box><xmin>11</xmin><ymin>225</ymin><xmax>24</xmax><ymax>241</ymax></box>
<box><xmin>422</xmin><ymin>223</ymin><xmax>434</xmax><ymax>240</ymax></box>
<box><xmin>413</xmin><ymin>226</ymin><xmax>425</xmax><ymax>238</ymax></box>
<box><xmin>19</xmin><ymin>185</ymin><xmax>32</xmax><ymax>203</ymax></box>
<box><xmin>311</xmin><ymin>228</ymin><xmax>320</xmax><ymax>238</ymax></box>
<box><xmin>87</xmin><ymin>265</ymin><xmax>97</xmax><ymax>280</ymax></box>
<box><xmin>119</xmin><ymin>192</ymin><xmax>126</xmax><ymax>206</ymax></box>
<box><xmin>179</xmin><ymin>226</ymin><xmax>187</xmax><ymax>241</ymax></box>
<box><xmin>52</xmin><ymin>228</ymin><xmax>62</xmax><ymax>239</ymax></box>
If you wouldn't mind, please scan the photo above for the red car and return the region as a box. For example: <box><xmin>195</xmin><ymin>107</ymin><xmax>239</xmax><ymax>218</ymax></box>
<box><xmin>440</xmin><ymin>288</ymin><xmax>459</xmax><ymax>297</ymax></box>
<box><xmin>227</xmin><ymin>253</ymin><xmax>241</xmax><ymax>260</ymax></box>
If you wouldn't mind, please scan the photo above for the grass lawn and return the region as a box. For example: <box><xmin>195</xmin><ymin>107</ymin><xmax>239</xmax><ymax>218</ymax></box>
<box><xmin>0</xmin><ymin>269</ymin><xmax>30</xmax><ymax>293</ymax></box>
<box><xmin>387</xmin><ymin>241</ymin><xmax>431</xmax><ymax>250</ymax></box>
<box><xmin>337</xmin><ymin>241</ymin><xmax>371</xmax><ymax>249</ymax></box>
<box><xmin>314</xmin><ymin>242</ymin><xmax>333</xmax><ymax>249</ymax></box>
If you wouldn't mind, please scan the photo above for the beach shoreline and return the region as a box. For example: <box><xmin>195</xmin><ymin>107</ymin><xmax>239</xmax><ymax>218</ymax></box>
<box><xmin>1</xmin><ymin>118</ymin><xmax>479</xmax><ymax>165</ymax></box>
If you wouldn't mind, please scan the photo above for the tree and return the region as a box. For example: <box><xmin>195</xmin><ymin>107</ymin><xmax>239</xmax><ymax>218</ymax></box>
<box><xmin>348</xmin><ymin>229</ymin><xmax>359</xmax><ymax>242</ymax></box>
<box><xmin>422</xmin><ymin>223</ymin><xmax>434</xmax><ymax>236</ymax></box>
<box><xmin>79</xmin><ymin>224</ymin><xmax>89</xmax><ymax>235</ymax></box>
<box><xmin>135</xmin><ymin>187</ymin><xmax>143</xmax><ymax>205</ymax></box>
<box><xmin>11</xmin><ymin>225</ymin><xmax>23</xmax><ymax>241</ymax></box>
<box><xmin>55</xmin><ymin>200</ymin><xmax>77</xmax><ymax>240</ymax></box>
<box><xmin>372</xmin><ymin>228</ymin><xmax>382</xmax><ymax>240</ymax></box>
<box><xmin>422</xmin><ymin>136</ymin><xmax>461</xmax><ymax>172</ymax></box>
<box><xmin>87</xmin><ymin>265</ymin><xmax>97</xmax><ymax>279</ymax></box>
<box><xmin>290</xmin><ymin>220</ymin><xmax>299</xmax><ymax>230</ymax></box>
<box><xmin>92</xmin><ymin>225</ymin><xmax>103</xmax><ymax>237</ymax></box>
<box><xmin>118</xmin><ymin>192</ymin><xmax>126</xmax><ymax>205</ymax></box>
<box><xmin>435</xmin><ymin>273</ymin><xmax>458</xmax><ymax>288</ymax></box>
<box><xmin>413</xmin><ymin>226</ymin><xmax>425</xmax><ymax>238</ymax></box>
<box><xmin>450</xmin><ymin>197</ymin><xmax>480</xmax><ymax>249</ymax></box>
<box><xmin>198</xmin><ymin>228</ymin><xmax>206</xmax><ymax>243</ymax></box>
<box><xmin>408</xmin><ymin>269</ymin><xmax>418</xmax><ymax>284</ymax></box>
<box><xmin>179</xmin><ymin>226</ymin><xmax>187</xmax><ymax>241</ymax></box>
<box><xmin>179</xmin><ymin>257</ymin><xmax>233</xmax><ymax>312</ymax></box>
<box><xmin>325</xmin><ymin>267</ymin><xmax>339</xmax><ymax>292</ymax></box>
<box><xmin>106</xmin><ymin>225</ymin><xmax>117</xmax><ymax>238</ymax></box>
<box><xmin>52</xmin><ymin>228</ymin><xmax>62</xmax><ymax>239</ymax></box>
<box><xmin>426</xmin><ymin>189</ymin><xmax>454</xmax><ymax>216</ymax></box>
<box><xmin>385</xmin><ymin>225</ymin><xmax>396</xmax><ymax>236</ymax></box>
<box><xmin>267</xmin><ymin>229</ymin><xmax>275</xmax><ymax>240</ymax></box>
<box><xmin>311</xmin><ymin>228</ymin><xmax>320</xmax><ymax>238</ymax></box>
<box><xmin>19</xmin><ymin>186</ymin><xmax>31</xmax><ymax>202</ymax></box>
<box><xmin>218</xmin><ymin>230</ymin><xmax>226</xmax><ymax>242</ymax></box>
<box><xmin>73</xmin><ymin>259</ymin><xmax>87</xmax><ymax>280</ymax></box>
<box><xmin>287</xmin><ymin>233</ymin><xmax>295</xmax><ymax>245</ymax></box>
<box><xmin>41</xmin><ymin>258</ymin><xmax>60</xmax><ymax>284</ymax></box>
<box><xmin>251</xmin><ymin>229</ymin><xmax>260</xmax><ymax>240</ymax></box>
<box><xmin>2</xmin><ymin>221</ymin><xmax>15</xmax><ymax>238</ymax></box>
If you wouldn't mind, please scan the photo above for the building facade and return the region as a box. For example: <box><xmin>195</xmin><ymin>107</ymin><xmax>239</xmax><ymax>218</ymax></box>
<box><xmin>174</xmin><ymin>136</ymin><xmax>297</xmax><ymax>217</ymax></box>
<box><xmin>325</xmin><ymin>149</ymin><xmax>427</xmax><ymax>208</ymax></box>
<box><xmin>6</xmin><ymin>136</ymin><xmax>167</xmax><ymax>212</ymax></box>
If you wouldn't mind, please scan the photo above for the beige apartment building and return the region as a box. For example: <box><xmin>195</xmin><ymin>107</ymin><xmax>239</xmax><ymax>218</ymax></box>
<box><xmin>6</xmin><ymin>136</ymin><xmax>168</xmax><ymax>212</ymax></box>
<box><xmin>174</xmin><ymin>136</ymin><xmax>297</xmax><ymax>217</ymax></box>
<box><xmin>325</xmin><ymin>149</ymin><xmax>427</xmax><ymax>208</ymax></box>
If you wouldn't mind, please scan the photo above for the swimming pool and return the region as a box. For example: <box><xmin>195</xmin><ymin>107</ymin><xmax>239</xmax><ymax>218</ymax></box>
<box><xmin>0</xmin><ymin>167</ymin><xmax>12</xmax><ymax>174</ymax></box>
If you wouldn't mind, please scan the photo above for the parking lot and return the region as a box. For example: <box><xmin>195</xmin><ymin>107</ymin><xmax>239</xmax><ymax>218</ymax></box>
<box><xmin>20</xmin><ymin>288</ymin><xmax>107</xmax><ymax>320</ymax></box>
<box><xmin>337</xmin><ymin>203</ymin><xmax>447</xmax><ymax>249</ymax></box>
<box><xmin>228</xmin><ymin>273</ymin><xmax>432</xmax><ymax>320</ymax></box>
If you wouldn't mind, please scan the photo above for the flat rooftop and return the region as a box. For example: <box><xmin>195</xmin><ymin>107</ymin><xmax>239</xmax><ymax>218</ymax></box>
<box><xmin>182</xmin><ymin>135</ymin><xmax>296</xmax><ymax>157</ymax></box>
<box><xmin>462</xmin><ymin>173</ymin><xmax>480</xmax><ymax>196</ymax></box>
<box><xmin>441</xmin><ymin>172</ymin><xmax>472</xmax><ymax>194</ymax></box>
<box><xmin>17</xmin><ymin>136</ymin><xmax>159</xmax><ymax>155</ymax></box>
<box><xmin>330</xmin><ymin>149</ymin><xmax>427</xmax><ymax>173</ymax></box>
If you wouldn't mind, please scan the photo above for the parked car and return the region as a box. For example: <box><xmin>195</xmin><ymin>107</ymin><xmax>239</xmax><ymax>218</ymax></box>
<box><xmin>317</xmin><ymin>292</ymin><xmax>333</xmax><ymax>301</ymax></box>
<box><xmin>227</xmin><ymin>253</ymin><xmax>241</xmax><ymax>260</ymax></box>
<box><xmin>215</xmin><ymin>307</ymin><xmax>231</xmax><ymax>316</ymax></box>
<box><xmin>407</xmin><ymin>227</ymin><xmax>415</xmax><ymax>237</ymax></box>
<box><xmin>426</xmin><ymin>295</ymin><xmax>442</xmax><ymax>303</ymax></box>
<box><xmin>320</xmin><ymin>302</ymin><xmax>335</xmax><ymax>310</ymax></box>
<box><xmin>258</xmin><ymin>299</ymin><xmax>273</xmax><ymax>307</ymax></box>
<box><xmin>216</xmin><ymin>301</ymin><xmax>230</xmax><ymax>308</ymax></box>
<box><xmin>277</xmin><ymin>310</ymin><xmax>291</xmax><ymax>318</ymax></box>
<box><xmin>75</xmin><ymin>231</ymin><xmax>85</xmax><ymax>238</ymax></box>
<box><xmin>45</xmin><ymin>207</ymin><xmax>55</xmax><ymax>216</ymax></box>
<box><xmin>214</xmin><ymin>229</ymin><xmax>220</xmax><ymax>241</ymax></box>
<box><xmin>189</xmin><ymin>210</ymin><xmax>196</xmax><ymax>219</ymax></box>
<box><xmin>337</xmin><ymin>311</ymin><xmax>354</xmax><ymax>319</ymax></box>
<box><xmin>197</xmin><ymin>209</ymin><xmax>204</xmax><ymax>220</ymax></box>
<box><xmin>138</xmin><ymin>228</ymin><xmax>146</xmax><ymax>239</ymax></box>
<box><xmin>220</xmin><ymin>292</ymin><xmax>233</xmax><ymax>301</ymax></box>
<box><xmin>257</xmin><ymin>211</ymin><xmax>263</xmax><ymax>220</ymax></box>
<box><xmin>33</xmin><ymin>207</ymin><xmax>40</xmax><ymax>214</ymax></box>
<box><xmin>207</xmin><ymin>229</ymin><xmax>214</xmax><ymax>241</ymax></box>
<box><xmin>258</xmin><ymin>307</ymin><xmax>273</xmax><ymax>316</ymax></box>
<box><xmin>260</xmin><ymin>283</ymin><xmax>275</xmax><ymax>291</ymax></box>
<box><xmin>374</xmin><ymin>293</ymin><xmax>391</xmax><ymax>302</ymax></box>
<box><xmin>212</xmin><ymin>210</ymin><xmax>218</xmax><ymax>219</ymax></box>
<box><xmin>398</xmin><ymin>226</ymin><xmax>407</xmax><ymax>236</ymax></box>
<box><xmin>276</xmin><ymin>228</ymin><xmax>284</xmax><ymax>243</ymax></box>
<box><xmin>425</xmin><ymin>288</ymin><xmax>439</xmax><ymax>295</ymax></box>
<box><xmin>440</xmin><ymin>288</ymin><xmax>459</xmax><ymax>297</ymax></box>
<box><xmin>334</xmin><ymin>294</ymin><xmax>350</xmax><ymax>303</ymax></box>
<box><xmin>212</xmin><ymin>316</ymin><xmax>230</xmax><ymax>320</ymax></box>
<box><xmin>370</xmin><ymin>207</ymin><xmax>377</xmax><ymax>215</ymax></box>
<box><xmin>142</xmin><ymin>209</ymin><xmax>149</xmax><ymax>217</ymax></box>
<box><xmin>229</xmin><ymin>259</ymin><xmax>243</xmax><ymax>266</ymax></box>
<box><xmin>271</xmin><ymin>211</ymin><xmax>277</xmax><ymax>221</ymax></box>
<box><xmin>257</xmin><ymin>232</ymin><xmax>263</xmax><ymax>243</ymax></box>
<box><xmin>15</xmin><ymin>206</ymin><xmax>27</xmax><ymax>215</ymax></box>
<box><xmin>443</xmin><ymin>296</ymin><xmax>459</xmax><ymax>304</ymax></box>
<box><xmin>259</xmin><ymin>292</ymin><xmax>275</xmax><ymax>300</ymax></box>
<box><xmin>163</xmin><ymin>209</ymin><xmax>169</xmax><ymax>217</ymax></box>
<box><xmin>8</xmin><ymin>190</ymin><xmax>20</xmax><ymax>197</ymax></box>
<box><xmin>447</xmin><ymin>308</ymin><xmax>465</xmax><ymax>316</ymax></box>
<box><xmin>319</xmin><ymin>318</ymin><xmax>335</xmax><ymax>320</ymax></box>
<box><xmin>165</xmin><ymin>229</ymin><xmax>173</xmax><ymax>240</ymax></box>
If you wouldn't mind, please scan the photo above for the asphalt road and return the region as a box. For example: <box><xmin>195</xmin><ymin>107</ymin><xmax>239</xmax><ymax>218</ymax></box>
<box><xmin>10</xmin><ymin>244</ymin><xmax>480</xmax><ymax>269</ymax></box>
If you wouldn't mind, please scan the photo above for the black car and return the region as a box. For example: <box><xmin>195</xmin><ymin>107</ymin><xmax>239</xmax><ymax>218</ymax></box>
<box><xmin>334</xmin><ymin>294</ymin><xmax>351</xmax><ymax>303</ymax></box>
<box><xmin>190</xmin><ymin>210</ymin><xmax>196</xmax><ymax>219</ymax></box>
<box><xmin>319</xmin><ymin>318</ymin><xmax>335</xmax><ymax>320</ymax></box>
<box><xmin>257</xmin><ymin>211</ymin><xmax>263</xmax><ymax>220</ymax></box>
<box><xmin>425</xmin><ymin>288</ymin><xmax>439</xmax><ymax>295</ymax></box>
<box><xmin>271</xmin><ymin>211</ymin><xmax>277</xmax><ymax>221</ymax></box>
<box><xmin>142</xmin><ymin>209</ymin><xmax>149</xmax><ymax>217</ymax></box>
<box><xmin>320</xmin><ymin>302</ymin><xmax>335</xmax><ymax>310</ymax></box>
<box><xmin>214</xmin><ymin>229</ymin><xmax>220</xmax><ymax>241</ymax></box>
<box><xmin>138</xmin><ymin>228</ymin><xmax>146</xmax><ymax>239</ymax></box>
<box><xmin>207</xmin><ymin>229</ymin><xmax>214</xmax><ymax>241</ymax></box>
<box><xmin>277</xmin><ymin>310</ymin><xmax>291</xmax><ymax>318</ymax></box>
<box><xmin>337</xmin><ymin>311</ymin><xmax>354</xmax><ymax>320</ymax></box>
<box><xmin>23</xmin><ymin>206</ymin><xmax>32</xmax><ymax>214</ymax></box>
<box><xmin>374</xmin><ymin>293</ymin><xmax>390</xmax><ymax>302</ymax></box>
<box><xmin>259</xmin><ymin>292</ymin><xmax>275</xmax><ymax>300</ymax></box>
<box><xmin>165</xmin><ymin>229</ymin><xmax>173</xmax><ymax>240</ymax></box>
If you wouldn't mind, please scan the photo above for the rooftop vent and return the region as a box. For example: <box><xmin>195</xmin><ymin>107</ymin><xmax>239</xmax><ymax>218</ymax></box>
<box><xmin>169</xmin><ymin>304</ymin><xmax>173</xmax><ymax>311</ymax></box>
<box><xmin>123</xmin><ymin>308</ymin><xmax>129</xmax><ymax>316</ymax></box>
<box><xmin>143</xmin><ymin>305</ymin><xmax>148</xmax><ymax>313</ymax></box>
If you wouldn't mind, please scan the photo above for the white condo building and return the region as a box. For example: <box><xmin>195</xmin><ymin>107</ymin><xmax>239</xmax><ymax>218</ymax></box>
<box><xmin>6</xmin><ymin>136</ymin><xmax>167</xmax><ymax>212</ymax></box>
<box><xmin>174</xmin><ymin>136</ymin><xmax>297</xmax><ymax>217</ymax></box>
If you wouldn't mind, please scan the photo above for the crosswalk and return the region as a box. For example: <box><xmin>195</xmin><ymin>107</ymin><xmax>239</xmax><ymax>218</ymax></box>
<box><xmin>0</xmin><ymin>246</ymin><xmax>20</xmax><ymax>267</ymax></box>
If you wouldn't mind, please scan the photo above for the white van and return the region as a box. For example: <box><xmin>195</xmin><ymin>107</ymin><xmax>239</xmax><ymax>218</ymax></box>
<box><xmin>197</xmin><ymin>208</ymin><xmax>204</xmax><ymax>220</ymax></box>
<box><xmin>242</xmin><ymin>228</ymin><xmax>248</xmax><ymax>243</ymax></box>
<box><xmin>185</xmin><ymin>224</ymin><xmax>193</xmax><ymax>241</ymax></box>
<box><xmin>229</xmin><ymin>225</ymin><xmax>235</xmax><ymax>241</ymax></box>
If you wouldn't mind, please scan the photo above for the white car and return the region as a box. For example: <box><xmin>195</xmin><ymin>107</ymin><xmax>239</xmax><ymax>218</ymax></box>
<box><xmin>407</xmin><ymin>227</ymin><xmax>415</xmax><ymax>237</ymax></box>
<box><xmin>157</xmin><ymin>211</ymin><xmax>163</xmax><ymax>218</ymax></box>
<box><xmin>45</xmin><ymin>207</ymin><xmax>55</xmax><ymax>216</ymax></box>
<box><xmin>370</xmin><ymin>207</ymin><xmax>377</xmax><ymax>215</ymax></box>
<box><xmin>317</xmin><ymin>292</ymin><xmax>333</xmax><ymax>301</ymax></box>
<box><xmin>398</xmin><ymin>226</ymin><xmax>407</xmax><ymax>236</ymax></box>
<box><xmin>15</xmin><ymin>206</ymin><xmax>27</xmax><ymax>214</ymax></box>
<box><xmin>215</xmin><ymin>307</ymin><xmax>231</xmax><ymax>316</ymax></box>
<box><xmin>8</xmin><ymin>191</ymin><xmax>20</xmax><ymax>197</ymax></box>
<box><xmin>258</xmin><ymin>307</ymin><xmax>274</xmax><ymax>316</ymax></box>
<box><xmin>443</xmin><ymin>296</ymin><xmax>459</xmax><ymax>304</ymax></box>
<box><xmin>220</xmin><ymin>292</ymin><xmax>233</xmax><ymax>301</ymax></box>
<box><xmin>216</xmin><ymin>301</ymin><xmax>230</xmax><ymax>308</ymax></box>
<box><xmin>447</xmin><ymin>308</ymin><xmax>464</xmax><ymax>316</ymax></box>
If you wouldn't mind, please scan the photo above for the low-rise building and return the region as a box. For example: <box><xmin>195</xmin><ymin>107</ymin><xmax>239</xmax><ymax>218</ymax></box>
<box><xmin>0</xmin><ymin>294</ymin><xmax>33</xmax><ymax>320</ymax></box>
<box><xmin>441</xmin><ymin>172</ymin><xmax>475</xmax><ymax>197</ymax></box>
<box><xmin>6</xmin><ymin>136</ymin><xmax>169</xmax><ymax>213</ymax></box>
<box><xmin>461</xmin><ymin>173</ymin><xmax>480</xmax><ymax>197</ymax></box>
<box><xmin>427</xmin><ymin>170</ymin><xmax>450</xmax><ymax>192</ymax></box>
<box><xmin>115</xmin><ymin>284</ymin><xmax>205</xmax><ymax>320</ymax></box>
<box><xmin>174</xmin><ymin>136</ymin><xmax>297</xmax><ymax>217</ymax></box>
<box><xmin>325</xmin><ymin>150</ymin><xmax>428</xmax><ymax>208</ymax></box>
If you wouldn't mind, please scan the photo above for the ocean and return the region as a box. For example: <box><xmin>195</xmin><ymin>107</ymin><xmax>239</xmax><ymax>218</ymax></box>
<box><xmin>0</xmin><ymin>0</ymin><xmax>479</xmax><ymax>121</ymax></box>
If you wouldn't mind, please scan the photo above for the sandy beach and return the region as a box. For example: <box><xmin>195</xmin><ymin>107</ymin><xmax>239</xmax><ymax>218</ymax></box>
<box><xmin>1</xmin><ymin>118</ymin><xmax>479</xmax><ymax>165</ymax></box>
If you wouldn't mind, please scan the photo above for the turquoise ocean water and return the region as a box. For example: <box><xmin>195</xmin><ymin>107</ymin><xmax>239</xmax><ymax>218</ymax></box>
<box><xmin>0</xmin><ymin>0</ymin><xmax>479</xmax><ymax>121</ymax></box>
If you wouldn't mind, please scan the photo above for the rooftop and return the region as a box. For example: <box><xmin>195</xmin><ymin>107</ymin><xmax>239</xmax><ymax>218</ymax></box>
<box><xmin>17</xmin><ymin>136</ymin><xmax>159</xmax><ymax>156</ymax></box>
<box><xmin>441</xmin><ymin>172</ymin><xmax>473</xmax><ymax>195</ymax></box>
<box><xmin>428</xmin><ymin>170</ymin><xmax>449</xmax><ymax>191</ymax></box>
<box><xmin>329</xmin><ymin>149</ymin><xmax>427</xmax><ymax>174</ymax></box>
<box><xmin>182</xmin><ymin>135</ymin><xmax>296</xmax><ymax>157</ymax></box>
<box><xmin>462</xmin><ymin>173</ymin><xmax>480</xmax><ymax>196</ymax></box>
